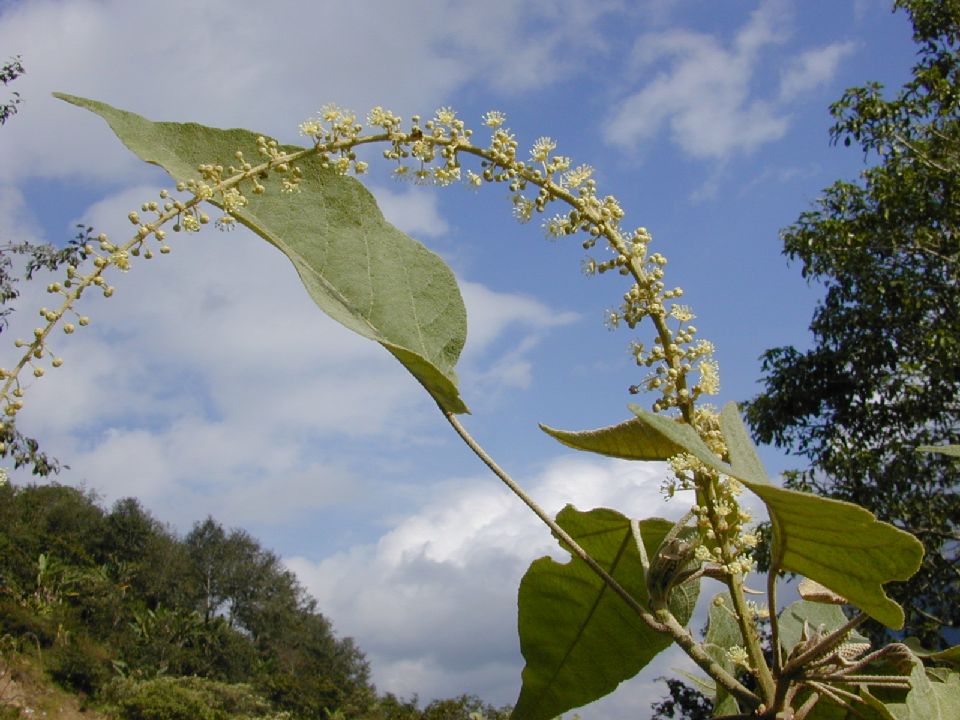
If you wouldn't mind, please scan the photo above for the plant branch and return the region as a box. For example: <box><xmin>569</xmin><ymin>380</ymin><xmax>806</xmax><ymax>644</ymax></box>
<box><xmin>726</xmin><ymin>570</ymin><xmax>775</xmax><ymax>705</ymax></box>
<box><xmin>767</xmin><ymin>558</ymin><xmax>782</xmax><ymax>676</ymax></box>
<box><xmin>442</xmin><ymin>408</ymin><xmax>761</xmax><ymax>711</ymax></box>
<box><xmin>653</xmin><ymin>608</ymin><xmax>762</xmax><ymax>709</ymax></box>
<box><xmin>441</xmin><ymin>408</ymin><xmax>656</xmax><ymax>622</ymax></box>
<box><xmin>781</xmin><ymin>613</ymin><xmax>868</xmax><ymax>678</ymax></box>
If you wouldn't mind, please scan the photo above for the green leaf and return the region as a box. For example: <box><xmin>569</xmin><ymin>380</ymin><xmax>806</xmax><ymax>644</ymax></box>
<box><xmin>539</xmin><ymin>417</ymin><xmax>681</xmax><ymax>460</ymax></box>
<box><xmin>854</xmin><ymin>690</ymin><xmax>902</xmax><ymax>720</ymax></box>
<box><xmin>701</xmin><ymin>599</ymin><xmax>742</xmax><ymax>717</ymax></box>
<box><xmin>626</xmin><ymin>404</ymin><xmax>731</xmax><ymax>476</ymax></box>
<box><xmin>903</xmin><ymin>638</ymin><xmax>960</xmax><ymax>668</ymax></box>
<box><xmin>777</xmin><ymin>600</ymin><xmax>868</xmax><ymax>655</ymax></box>
<box><xmin>705</xmin><ymin>593</ymin><xmax>743</xmax><ymax>653</ymax></box>
<box><xmin>512</xmin><ymin>507</ymin><xmax>698</xmax><ymax>720</ymax></box>
<box><xmin>719</xmin><ymin>401</ymin><xmax>769</xmax><ymax>485</ymax></box>
<box><xmin>905</xmin><ymin>662</ymin><xmax>960</xmax><ymax>719</ymax></box>
<box><xmin>626</xmin><ymin>402</ymin><xmax>924</xmax><ymax>628</ymax></box>
<box><xmin>916</xmin><ymin>444</ymin><xmax>960</xmax><ymax>458</ymax></box>
<box><xmin>717</xmin><ymin>404</ymin><xmax>924</xmax><ymax>629</ymax></box>
<box><xmin>739</xmin><ymin>480</ymin><xmax>922</xmax><ymax>629</ymax></box>
<box><xmin>55</xmin><ymin>93</ymin><xmax>469</xmax><ymax>414</ymax></box>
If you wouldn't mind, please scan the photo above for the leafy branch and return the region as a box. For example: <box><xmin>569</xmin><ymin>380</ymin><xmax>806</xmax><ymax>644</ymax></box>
<box><xmin>0</xmin><ymin>93</ymin><xmax>949</xmax><ymax>719</ymax></box>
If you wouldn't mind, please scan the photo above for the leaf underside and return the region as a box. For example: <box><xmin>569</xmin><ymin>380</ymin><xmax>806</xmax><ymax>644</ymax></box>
<box><xmin>512</xmin><ymin>506</ymin><xmax>698</xmax><ymax>720</ymax></box>
<box><xmin>777</xmin><ymin>600</ymin><xmax>869</xmax><ymax>656</ymax></box>
<box><xmin>55</xmin><ymin>93</ymin><xmax>468</xmax><ymax>413</ymax></box>
<box><xmin>609</xmin><ymin>401</ymin><xmax>924</xmax><ymax>629</ymax></box>
<box><xmin>539</xmin><ymin>417</ymin><xmax>680</xmax><ymax>461</ymax></box>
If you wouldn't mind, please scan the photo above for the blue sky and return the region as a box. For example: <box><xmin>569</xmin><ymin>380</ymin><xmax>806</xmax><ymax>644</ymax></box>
<box><xmin>0</xmin><ymin>1</ymin><xmax>919</xmax><ymax>717</ymax></box>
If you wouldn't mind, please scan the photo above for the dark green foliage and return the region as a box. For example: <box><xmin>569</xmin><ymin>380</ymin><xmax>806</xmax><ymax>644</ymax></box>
<box><xmin>0</xmin><ymin>483</ymin><xmax>377</xmax><ymax>717</ymax></box>
<box><xmin>0</xmin><ymin>482</ymin><xmax>505</xmax><ymax>719</ymax></box>
<box><xmin>46</xmin><ymin>635</ymin><xmax>112</xmax><ymax>695</ymax></box>
<box><xmin>650</xmin><ymin>678</ymin><xmax>713</xmax><ymax>720</ymax></box>
<box><xmin>420</xmin><ymin>694</ymin><xmax>511</xmax><ymax>720</ymax></box>
<box><xmin>0</xmin><ymin>56</ymin><xmax>22</xmax><ymax>125</ymax></box>
<box><xmin>0</xmin><ymin>55</ymin><xmax>92</xmax><ymax>476</ymax></box>
<box><xmin>744</xmin><ymin>0</ymin><xmax>960</xmax><ymax>649</ymax></box>
<box><xmin>366</xmin><ymin>693</ymin><xmax>511</xmax><ymax>720</ymax></box>
<box><xmin>105</xmin><ymin>676</ymin><xmax>278</xmax><ymax>720</ymax></box>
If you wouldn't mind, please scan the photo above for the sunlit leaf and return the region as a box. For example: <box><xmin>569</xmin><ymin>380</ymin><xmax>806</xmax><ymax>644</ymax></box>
<box><xmin>905</xmin><ymin>662</ymin><xmax>960</xmax><ymax>719</ymax></box>
<box><xmin>777</xmin><ymin>600</ymin><xmax>869</xmax><ymax>655</ymax></box>
<box><xmin>798</xmin><ymin>577</ymin><xmax>848</xmax><ymax>605</ymax></box>
<box><xmin>539</xmin><ymin>417</ymin><xmax>680</xmax><ymax>461</ymax></box>
<box><xmin>55</xmin><ymin>93</ymin><xmax>469</xmax><ymax>413</ymax></box>
<box><xmin>916</xmin><ymin>444</ymin><xmax>960</xmax><ymax>458</ymax></box>
<box><xmin>704</xmin><ymin>594</ymin><xmax>741</xmax><ymax>717</ymax></box>
<box><xmin>512</xmin><ymin>507</ymin><xmax>698</xmax><ymax>720</ymax></box>
<box><xmin>718</xmin><ymin>403</ymin><xmax>924</xmax><ymax>629</ymax></box>
<box><xmin>626</xmin><ymin>402</ymin><xmax>923</xmax><ymax>628</ymax></box>
<box><xmin>903</xmin><ymin>638</ymin><xmax>960</xmax><ymax>668</ymax></box>
<box><xmin>719</xmin><ymin>401</ymin><xmax>768</xmax><ymax>485</ymax></box>
<box><xmin>627</xmin><ymin>404</ymin><xmax>731</xmax><ymax>475</ymax></box>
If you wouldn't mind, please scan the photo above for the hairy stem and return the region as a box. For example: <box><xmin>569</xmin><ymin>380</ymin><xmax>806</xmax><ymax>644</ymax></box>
<box><xmin>653</xmin><ymin>608</ymin><xmax>761</xmax><ymax>709</ymax></box>
<box><xmin>780</xmin><ymin>613</ymin><xmax>868</xmax><ymax>678</ymax></box>
<box><xmin>442</xmin><ymin>407</ymin><xmax>761</xmax><ymax>710</ymax></box>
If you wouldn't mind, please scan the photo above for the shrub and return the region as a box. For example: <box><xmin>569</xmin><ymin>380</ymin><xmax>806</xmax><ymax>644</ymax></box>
<box><xmin>105</xmin><ymin>675</ymin><xmax>280</xmax><ymax>720</ymax></box>
<box><xmin>46</xmin><ymin>636</ymin><xmax>110</xmax><ymax>695</ymax></box>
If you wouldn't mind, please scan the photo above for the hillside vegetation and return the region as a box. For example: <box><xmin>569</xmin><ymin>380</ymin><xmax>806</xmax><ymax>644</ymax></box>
<box><xmin>0</xmin><ymin>481</ymin><xmax>509</xmax><ymax>720</ymax></box>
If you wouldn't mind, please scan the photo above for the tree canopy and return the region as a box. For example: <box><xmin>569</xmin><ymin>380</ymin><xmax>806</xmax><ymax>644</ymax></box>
<box><xmin>0</xmin><ymin>481</ymin><xmax>507</xmax><ymax>719</ymax></box>
<box><xmin>745</xmin><ymin>0</ymin><xmax>960</xmax><ymax>649</ymax></box>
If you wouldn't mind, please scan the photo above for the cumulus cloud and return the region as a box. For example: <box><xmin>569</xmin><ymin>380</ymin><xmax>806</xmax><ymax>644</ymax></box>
<box><xmin>0</xmin><ymin>0</ymin><xmax>617</xmax><ymax>184</ymax></box>
<box><xmin>603</xmin><ymin>0</ymin><xmax>853</xmax><ymax>161</ymax></box>
<box><xmin>779</xmin><ymin>42</ymin><xmax>857</xmax><ymax>99</ymax></box>
<box><xmin>286</xmin><ymin>454</ymin><xmax>693</xmax><ymax>707</ymax></box>
<box><xmin>370</xmin><ymin>186</ymin><xmax>451</xmax><ymax>239</ymax></box>
<box><xmin>4</xmin><ymin>182</ymin><xmax>579</xmax><ymax>529</ymax></box>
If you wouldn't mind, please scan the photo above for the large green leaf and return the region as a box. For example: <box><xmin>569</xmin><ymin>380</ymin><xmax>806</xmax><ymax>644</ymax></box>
<box><xmin>56</xmin><ymin>93</ymin><xmax>468</xmax><ymax>413</ymax></box>
<box><xmin>917</xmin><ymin>444</ymin><xmax>960</xmax><ymax>458</ymax></box>
<box><xmin>626</xmin><ymin>404</ymin><xmax>731</xmax><ymax>475</ymax></box>
<box><xmin>777</xmin><ymin>600</ymin><xmax>869</xmax><ymax>656</ymax></box>
<box><xmin>903</xmin><ymin>638</ymin><xmax>960</xmax><ymax>668</ymax></box>
<box><xmin>539</xmin><ymin>417</ymin><xmax>680</xmax><ymax>460</ymax></box>
<box><xmin>512</xmin><ymin>507</ymin><xmax>698</xmax><ymax>720</ymax></box>
<box><xmin>625</xmin><ymin>402</ymin><xmax>923</xmax><ymax>629</ymax></box>
<box><xmin>905</xmin><ymin>662</ymin><xmax>960</xmax><ymax>719</ymax></box>
<box><xmin>717</xmin><ymin>403</ymin><xmax>923</xmax><ymax>629</ymax></box>
<box><xmin>704</xmin><ymin>594</ymin><xmax>742</xmax><ymax>717</ymax></box>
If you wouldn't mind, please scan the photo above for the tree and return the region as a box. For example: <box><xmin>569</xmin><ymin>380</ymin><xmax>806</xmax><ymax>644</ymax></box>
<box><xmin>0</xmin><ymin>56</ymin><xmax>23</xmax><ymax>125</ymax></box>
<box><xmin>745</xmin><ymin>0</ymin><xmax>960</xmax><ymax>649</ymax></box>
<box><xmin>0</xmin><ymin>55</ymin><xmax>90</xmax><ymax>476</ymax></box>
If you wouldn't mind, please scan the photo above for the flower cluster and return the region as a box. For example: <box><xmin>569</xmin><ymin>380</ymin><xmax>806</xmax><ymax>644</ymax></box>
<box><xmin>295</xmin><ymin>105</ymin><xmax>722</xmax><ymax>416</ymax></box>
<box><xmin>6</xmin><ymin>102</ymin><xmax>729</xmax><ymax>533</ymax></box>
<box><xmin>0</xmin><ymin>132</ymin><xmax>310</xmax><ymax>428</ymax></box>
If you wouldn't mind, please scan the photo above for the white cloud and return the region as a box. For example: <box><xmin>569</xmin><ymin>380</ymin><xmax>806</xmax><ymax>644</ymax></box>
<box><xmin>779</xmin><ymin>42</ymin><xmax>857</xmax><ymax>99</ymax></box>
<box><xmin>3</xmin><ymin>182</ymin><xmax>579</xmax><ymax>529</ymax></box>
<box><xmin>370</xmin><ymin>185</ymin><xmax>450</xmax><ymax>239</ymax></box>
<box><xmin>603</xmin><ymin>0</ymin><xmax>852</xmax><ymax>161</ymax></box>
<box><xmin>0</xmin><ymin>0</ymin><xmax>617</xmax><ymax>184</ymax></box>
<box><xmin>286</xmin><ymin>453</ymin><xmax>771</xmax><ymax>716</ymax></box>
<box><xmin>286</xmin><ymin>454</ymin><xmax>692</xmax><ymax>709</ymax></box>
<box><xmin>0</xmin><ymin>184</ymin><xmax>44</xmax><ymax>247</ymax></box>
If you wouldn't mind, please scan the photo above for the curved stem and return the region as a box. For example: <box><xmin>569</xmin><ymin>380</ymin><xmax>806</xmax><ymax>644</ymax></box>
<box><xmin>780</xmin><ymin>613</ymin><xmax>868</xmax><ymax>678</ymax></box>
<box><xmin>441</xmin><ymin>407</ymin><xmax>761</xmax><ymax>710</ymax></box>
<box><xmin>727</xmin><ymin>572</ymin><xmax>775</xmax><ymax>705</ymax></box>
<box><xmin>654</xmin><ymin>609</ymin><xmax>762</xmax><ymax>709</ymax></box>
<box><xmin>768</xmin><ymin>558</ymin><xmax>782</xmax><ymax>676</ymax></box>
<box><xmin>441</xmin><ymin>408</ymin><xmax>652</xmax><ymax>620</ymax></box>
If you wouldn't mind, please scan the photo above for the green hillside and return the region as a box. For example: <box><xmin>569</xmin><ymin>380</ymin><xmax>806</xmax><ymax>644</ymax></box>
<box><xmin>0</xmin><ymin>481</ymin><xmax>509</xmax><ymax>720</ymax></box>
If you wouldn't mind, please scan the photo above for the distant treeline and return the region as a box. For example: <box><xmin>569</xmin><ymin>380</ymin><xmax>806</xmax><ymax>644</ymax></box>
<box><xmin>0</xmin><ymin>481</ymin><xmax>510</xmax><ymax>720</ymax></box>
